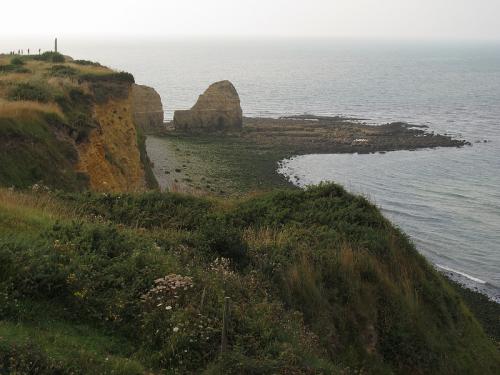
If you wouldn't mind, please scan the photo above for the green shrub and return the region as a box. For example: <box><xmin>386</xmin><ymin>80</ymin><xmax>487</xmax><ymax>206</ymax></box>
<box><xmin>0</xmin><ymin>340</ymin><xmax>67</xmax><ymax>374</ymax></box>
<box><xmin>79</xmin><ymin>71</ymin><xmax>135</xmax><ymax>84</ymax></box>
<box><xmin>0</xmin><ymin>220</ymin><xmax>165</xmax><ymax>332</ymax></box>
<box><xmin>0</xmin><ymin>116</ymin><xmax>85</xmax><ymax>190</ymax></box>
<box><xmin>10</xmin><ymin>57</ymin><xmax>25</xmax><ymax>66</ymax></box>
<box><xmin>33</xmin><ymin>51</ymin><xmax>65</xmax><ymax>63</ymax></box>
<box><xmin>73</xmin><ymin>60</ymin><xmax>102</xmax><ymax>67</ymax></box>
<box><xmin>76</xmin><ymin>71</ymin><xmax>134</xmax><ymax>103</ymax></box>
<box><xmin>54</xmin><ymin>88</ymin><xmax>96</xmax><ymax>143</ymax></box>
<box><xmin>7</xmin><ymin>82</ymin><xmax>52</xmax><ymax>102</ymax></box>
<box><xmin>0</xmin><ymin>64</ymin><xmax>30</xmax><ymax>74</ymax></box>
<box><xmin>49</xmin><ymin>64</ymin><xmax>78</xmax><ymax>78</ymax></box>
<box><xmin>59</xmin><ymin>191</ymin><xmax>213</xmax><ymax>230</ymax></box>
<box><xmin>197</xmin><ymin>215</ymin><xmax>248</xmax><ymax>266</ymax></box>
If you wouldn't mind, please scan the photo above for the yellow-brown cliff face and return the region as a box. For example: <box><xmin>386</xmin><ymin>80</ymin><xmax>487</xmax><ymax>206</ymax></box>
<box><xmin>76</xmin><ymin>92</ymin><xmax>146</xmax><ymax>192</ymax></box>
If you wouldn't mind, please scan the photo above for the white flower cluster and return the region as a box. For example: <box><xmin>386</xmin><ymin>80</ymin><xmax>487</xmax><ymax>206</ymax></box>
<box><xmin>208</xmin><ymin>257</ymin><xmax>235</xmax><ymax>278</ymax></box>
<box><xmin>31</xmin><ymin>183</ymin><xmax>50</xmax><ymax>192</ymax></box>
<box><xmin>140</xmin><ymin>274</ymin><xmax>194</xmax><ymax>310</ymax></box>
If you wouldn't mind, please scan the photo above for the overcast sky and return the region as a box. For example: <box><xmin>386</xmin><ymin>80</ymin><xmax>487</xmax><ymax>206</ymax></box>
<box><xmin>2</xmin><ymin>0</ymin><xmax>500</xmax><ymax>41</ymax></box>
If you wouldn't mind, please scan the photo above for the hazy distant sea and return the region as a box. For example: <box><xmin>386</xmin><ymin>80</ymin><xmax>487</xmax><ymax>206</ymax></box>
<box><xmin>3</xmin><ymin>37</ymin><xmax>499</xmax><ymax>301</ymax></box>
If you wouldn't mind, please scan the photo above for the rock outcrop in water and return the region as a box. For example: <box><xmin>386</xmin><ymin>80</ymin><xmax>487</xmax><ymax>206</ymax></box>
<box><xmin>131</xmin><ymin>84</ymin><xmax>164</xmax><ymax>134</ymax></box>
<box><xmin>173</xmin><ymin>80</ymin><xmax>242</xmax><ymax>132</ymax></box>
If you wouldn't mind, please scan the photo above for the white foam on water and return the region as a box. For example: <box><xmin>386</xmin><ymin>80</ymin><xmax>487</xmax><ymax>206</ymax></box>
<box><xmin>435</xmin><ymin>264</ymin><xmax>486</xmax><ymax>284</ymax></box>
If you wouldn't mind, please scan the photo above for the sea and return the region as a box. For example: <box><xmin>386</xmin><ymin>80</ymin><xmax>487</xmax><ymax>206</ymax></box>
<box><xmin>3</xmin><ymin>37</ymin><xmax>499</xmax><ymax>301</ymax></box>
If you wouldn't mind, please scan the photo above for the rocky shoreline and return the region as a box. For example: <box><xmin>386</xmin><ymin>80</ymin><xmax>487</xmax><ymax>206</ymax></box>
<box><xmin>238</xmin><ymin>115</ymin><xmax>470</xmax><ymax>154</ymax></box>
<box><xmin>159</xmin><ymin>114</ymin><xmax>470</xmax><ymax>154</ymax></box>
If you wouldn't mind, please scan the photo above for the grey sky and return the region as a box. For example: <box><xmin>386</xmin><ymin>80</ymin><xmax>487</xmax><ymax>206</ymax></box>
<box><xmin>2</xmin><ymin>0</ymin><xmax>500</xmax><ymax>40</ymax></box>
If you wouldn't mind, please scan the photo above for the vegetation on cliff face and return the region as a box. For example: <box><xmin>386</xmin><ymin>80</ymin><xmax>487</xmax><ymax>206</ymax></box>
<box><xmin>0</xmin><ymin>53</ymin><xmax>152</xmax><ymax>192</ymax></box>
<box><xmin>0</xmin><ymin>113</ymin><xmax>88</xmax><ymax>191</ymax></box>
<box><xmin>0</xmin><ymin>184</ymin><xmax>498</xmax><ymax>374</ymax></box>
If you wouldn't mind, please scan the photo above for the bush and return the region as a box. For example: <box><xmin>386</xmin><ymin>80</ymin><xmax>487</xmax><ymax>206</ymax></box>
<box><xmin>54</xmin><ymin>88</ymin><xmax>96</xmax><ymax>142</ymax></box>
<box><xmin>7</xmin><ymin>82</ymin><xmax>52</xmax><ymax>102</ymax></box>
<box><xmin>49</xmin><ymin>64</ymin><xmax>78</xmax><ymax>78</ymax></box>
<box><xmin>0</xmin><ymin>64</ymin><xmax>30</xmax><ymax>74</ymax></box>
<box><xmin>59</xmin><ymin>191</ymin><xmax>212</xmax><ymax>230</ymax></box>
<box><xmin>33</xmin><ymin>52</ymin><xmax>65</xmax><ymax>63</ymax></box>
<box><xmin>10</xmin><ymin>57</ymin><xmax>25</xmax><ymax>66</ymax></box>
<box><xmin>0</xmin><ymin>116</ymin><xmax>84</xmax><ymax>190</ymax></box>
<box><xmin>79</xmin><ymin>71</ymin><xmax>135</xmax><ymax>84</ymax></box>
<box><xmin>0</xmin><ymin>340</ymin><xmax>67</xmax><ymax>374</ymax></box>
<box><xmin>77</xmin><ymin>71</ymin><xmax>134</xmax><ymax>103</ymax></box>
<box><xmin>198</xmin><ymin>215</ymin><xmax>248</xmax><ymax>266</ymax></box>
<box><xmin>1</xmin><ymin>220</ymin><xmax>165</xmax><ymax>331</ymax></box>
<box><xmin>73</xmin><ymin>60</ymin><xmax>102</xmax><ymax>67</ymax></box>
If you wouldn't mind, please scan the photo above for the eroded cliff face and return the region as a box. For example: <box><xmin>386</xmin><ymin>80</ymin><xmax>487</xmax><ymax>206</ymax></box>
<box><xmin>76</xmin><ymin>91</ymin><xmax>146</xmax><ymax>192</ymax></box>
<box><xmin>131</xmin><ymin>84</ymin><xmax>164</xmax><ymax>134</ymax></box>
<box><xmin>173</xmin><ymin>80</ymin><xmax>242</xmax><ymax>132</ymax></box>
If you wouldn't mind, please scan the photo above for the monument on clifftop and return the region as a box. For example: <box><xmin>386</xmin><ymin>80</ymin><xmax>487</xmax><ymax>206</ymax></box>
<box><xmin>173</xmin><ymin>80</ymin><xmax>243</xmax><ymax>132</ymax></box>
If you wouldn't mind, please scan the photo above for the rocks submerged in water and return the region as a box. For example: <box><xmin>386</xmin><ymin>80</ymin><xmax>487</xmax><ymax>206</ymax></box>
<box><xmin>173</xmin><ymin>80</ymin><xmax>243</xmax><ymax>132</ymax></box>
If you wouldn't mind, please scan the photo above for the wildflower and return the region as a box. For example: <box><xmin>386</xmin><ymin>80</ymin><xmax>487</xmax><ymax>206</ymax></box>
<box><xmin>173</xmin><ymin>327</ymin><xmax>179</xmax><ymax>333</ymax></box>
<box><xmin>166</xmin><ymin>306</ymin><xmax>172</xmax><ymax>310</ymax></box>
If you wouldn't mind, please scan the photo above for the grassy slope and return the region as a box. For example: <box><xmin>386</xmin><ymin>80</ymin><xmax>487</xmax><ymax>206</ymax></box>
<box><xmin>1</xmin><ymin>186</ymin><xmax>498</xmax><ymax>374</ymax></box>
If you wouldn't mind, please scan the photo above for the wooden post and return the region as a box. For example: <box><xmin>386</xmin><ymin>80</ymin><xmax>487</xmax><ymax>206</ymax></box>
<box><xmin>220</xmin><ymin>297</ymin><xmax>230</xmax><ymax>354</ymax></box>
<box><xmin>200</xmin><ymin>287</ymin><xmax>206</xmax><ymax>312</ymax></box>
<box><xmin>55</xmin><ymin>38</ymin><xmax>58</xmax><ymax>53</ymax></box>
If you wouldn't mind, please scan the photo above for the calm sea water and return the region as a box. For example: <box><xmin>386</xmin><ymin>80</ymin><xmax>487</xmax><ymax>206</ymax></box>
<box><xmin>3</xmin><ymin>37</ymin><xmax>498</xmax><ymax>300</ymax></box>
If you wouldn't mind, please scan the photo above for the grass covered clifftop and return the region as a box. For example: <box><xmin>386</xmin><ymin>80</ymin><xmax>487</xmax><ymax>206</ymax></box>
<box><xmin>0</xmin><ymin>52</ymin><xmax>156</xmax><ymax>192</ymax></box>
<box><xmin>1</xmin><ymin>184</ymin><xmax>498</xmax><ymax>374</ymax></box>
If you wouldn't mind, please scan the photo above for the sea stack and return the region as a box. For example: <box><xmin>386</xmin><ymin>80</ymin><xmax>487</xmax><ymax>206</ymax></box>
<box><xmin>173</xmin><ymin>80</ymin><xmax>243</xmax><ymax>132</ymax></box>
<box><xmin>131</xmin><ymin>84</ymin><xmax>164</xmax><ymax>134</ymax></box>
